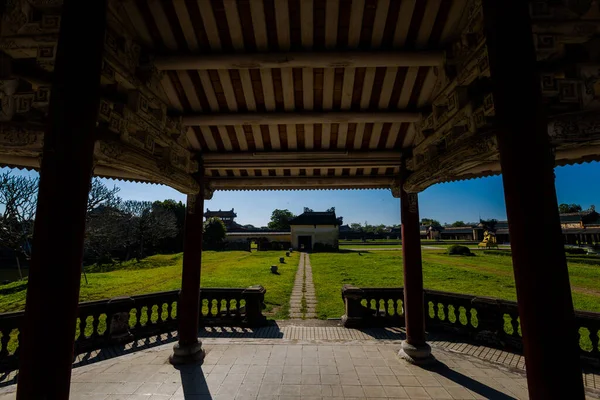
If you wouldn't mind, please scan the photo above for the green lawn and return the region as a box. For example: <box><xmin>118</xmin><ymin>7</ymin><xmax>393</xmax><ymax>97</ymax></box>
<box><xmin>0</xmin><ymin>250</ymin><xmax>298</xmax><ymax>319</ymax></box>
<box><xmin>310</xmin><ymin>250</ymin><xmax>600</xmax><ymax>320</ymax></box>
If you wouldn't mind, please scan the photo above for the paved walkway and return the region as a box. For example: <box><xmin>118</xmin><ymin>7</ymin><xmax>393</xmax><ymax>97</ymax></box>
<box><xmin>1</xmin><ymin>322</ymin><xmax>598</xmax><ymax>399</ymax></box>
<box><xmin>1</xmin><ymin>334</ymin><xmax>597</xmax><ymax>399</ymax></box>
<box><xmin>289</xmin><ymin>253</ymin><xmax>317</xmax><ymax>319</ymax></box>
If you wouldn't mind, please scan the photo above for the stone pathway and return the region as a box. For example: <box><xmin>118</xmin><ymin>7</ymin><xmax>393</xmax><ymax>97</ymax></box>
<box><xmin>2</xmin><ymin>338</ymin><xmax>598</xmax><ymax>399</ymax></box>
<box><xmin>289</xmin><ymin>253</ymin><xmax>317</xmax><ymax>319</ymax></box>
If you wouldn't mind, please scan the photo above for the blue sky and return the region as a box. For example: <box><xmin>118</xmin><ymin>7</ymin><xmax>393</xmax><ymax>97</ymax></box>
<box><xmin>2</xmin><ymin>162</ymin><xmax>599</xmax><ymax>227</ymax></box>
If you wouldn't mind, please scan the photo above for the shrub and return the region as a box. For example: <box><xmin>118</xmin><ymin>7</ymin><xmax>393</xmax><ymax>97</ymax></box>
<box><xmin>448</xmin><ymin>245</ymin><xmax>473</xmax><ymax>256</ymax></box>
<box><xmin>564</xmin><ymin>247</ymin><xmax>587</xmax><ymax>255</ymax></box>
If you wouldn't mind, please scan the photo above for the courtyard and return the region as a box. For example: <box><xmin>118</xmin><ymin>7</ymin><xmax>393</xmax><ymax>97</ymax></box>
<box><xmin>1</xmin><ymin>322</ymin><xmax>599</xmax><ymax>399</ymax></box>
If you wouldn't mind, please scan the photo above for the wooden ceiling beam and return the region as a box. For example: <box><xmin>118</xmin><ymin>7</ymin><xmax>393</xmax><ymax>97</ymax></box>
<box><xmin>154</xmin><ymin>51</ymin><xmax>444</xmax><ymax>70</ymax></box>
<box><xmin>208</xmin><ymin>176</ymin><xmax>396</xmax><ymax>191</ymax></box>
<box><xmin>202</xmin><ymin>150</ymin><xmax>402</xmax><ymax>169</ymax></box>
<box><xmin>182</xmin><ymin>111</ymin><xmax>421</xmax><ymax>126</ymax></box>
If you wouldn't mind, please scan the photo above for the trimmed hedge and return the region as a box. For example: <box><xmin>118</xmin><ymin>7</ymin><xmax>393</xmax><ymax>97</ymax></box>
<box><xmin>447</xmin><ymin>245</ymin><xmax>473</xmax><ymax>256</ymax></box>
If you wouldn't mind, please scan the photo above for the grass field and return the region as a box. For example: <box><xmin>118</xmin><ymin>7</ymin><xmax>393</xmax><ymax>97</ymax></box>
<box><xmin>0</xmin><ymin>250</ymin><xmax>298</xmax><ymax>319</ymax></box>
<box><xmin>310</xmin><ymin>249</ymin><xmax>600</xmax><ymax>320</ymax></box>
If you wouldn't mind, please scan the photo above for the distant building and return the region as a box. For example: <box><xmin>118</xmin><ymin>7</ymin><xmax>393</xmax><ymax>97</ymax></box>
<box><xmin>289</xmin><ymin>211</ymin><xmax>340</xmax><ymax>250</ymax></box>
<box><xmin>204</xmin><ymin>208</ymin><xmax>245</xmax><ymax>231</ymax></box>
<box><xmin>415</xmin><ymin>208</ymin><xmax>600</xmax><ymax>244</ymax></box>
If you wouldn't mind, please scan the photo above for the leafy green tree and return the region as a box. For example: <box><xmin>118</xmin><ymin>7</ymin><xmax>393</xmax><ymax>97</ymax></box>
<box><xmin>203</xmin><ymin>217</ymin><xmax>227</xmax><ymax>249</ymax></box>
<box><xmin>326</xmin><ymin>207</ymin><xmax>335</xmax><ymax>213</ymax></box>
<box><xmin>268</xmin><ymin>209</ymin><xmax>295</xmax><ymax>230</ymax></box>
<box><xmin>303</xmin><ymin>207</ymin><xmax>314</xmax><ymax>213</ymax></box>
<box><xmin>350</xmin><ymin>223</ymin><xmax>363</xmax><ymax>231</ymax></box>
<box><xmin>558</xmin><ymin>203</ymin><xmax>582</xmax><ymax>214</ymax></box>
<box><xmin>451</xmin><ymin>221</ymin><xmax>468</xmax><ymax>227</ymax></box>
<box><xmin>480</xmin><ymin>218</ymin><xmax>498</xmax><ymax>231</ymax></box>
<box><xmin>420</xmin><ymin>218</ymin><xmax>441</xmax><ymax>227</ymax></box>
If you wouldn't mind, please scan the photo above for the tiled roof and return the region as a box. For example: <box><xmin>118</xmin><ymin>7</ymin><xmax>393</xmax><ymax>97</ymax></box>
<box><xmin>289</xmin><ymin>212</ymin><xmax>339</xmax><ymax>226</ymax></box>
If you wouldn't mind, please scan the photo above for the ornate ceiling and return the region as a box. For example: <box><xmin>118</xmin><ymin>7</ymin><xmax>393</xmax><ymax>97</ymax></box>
<box><xmin>0</xmin><ymin>0</ymin><xmax>599</xmax><ymax>197</ymax></box>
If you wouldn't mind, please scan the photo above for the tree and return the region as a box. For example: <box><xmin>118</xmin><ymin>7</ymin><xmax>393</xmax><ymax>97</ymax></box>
<box><xmin>451</xmin><ymin>221</ymin><xmax>468</xmax><ymax>227</ymax></box>
<box><xmin>303</xmin><ymin>207</ymin><xmax>313</xmax><ymax>213</ymax></box>
<box><xmin>153</xmin><ymin>199</ymin><xmax>185</xmax><ymax>253</ymax></box>
<box><xmin>87</xmin><ymin>179</ymin><xmax>121</xmax><ymax>213</ymax></box>
<box><xmin>350</xmin><ymin>223</ymin><xmax>363</xmax><ymax>231</ymax></box>
<box><xmin>268</xmin><ymin>209</ymin><xmax>295</xmax><ymax>230</ymax></box>
<box><xmin>326</xmin><ymin>207</ymin><xmax>335</xmax><ymax>213</ymax></box>
<box><xmin>558</xmin><ymin>203</ymin><xmax>582</xmax><ymax>214</ymax></box>
<box><xmin>480</xmin><ymin>218</ymin><xmax>498</xmax><ymax>231</ymax></box>
<box><xmin>120</xmin><ymin>200</ymin><xmax>177</xmax><ymax>260</ymax></box>
<box><xmin>203</xmin><ymin>217</ymin><xmax>227</xmax><ymax>249</ymax></box>
<box><xmin>420</xmin><ymin>218</ymin><xmax>441</xmax><ymax>227</ymax></box>
<box><xmin>0</xmin><ymin>171</ymin><xmax>39</xmax><ymax>278</ymax></box>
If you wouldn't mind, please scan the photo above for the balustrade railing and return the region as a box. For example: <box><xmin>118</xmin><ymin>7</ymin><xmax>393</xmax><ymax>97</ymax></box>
<box><xmin>0</xmin><ymin>286</ymin><xmax>267</xmax><ymax>371</ymax></box>
<box><xmin>341</xmin><ymin>285</ymin><xmax>600</xmax><ymax>365</ymax></box>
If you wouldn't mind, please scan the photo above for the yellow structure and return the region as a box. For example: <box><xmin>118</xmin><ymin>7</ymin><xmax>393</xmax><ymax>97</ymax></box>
<box><xmin>478</xmin><ymin>231</ymin><xmax>499</xmax><ymax>249</ymax></box>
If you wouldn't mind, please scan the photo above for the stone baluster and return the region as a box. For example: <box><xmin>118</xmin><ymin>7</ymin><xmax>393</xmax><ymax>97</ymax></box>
<box><xmin>145</xmin><ymin>305</ymin><xmax>152</xmax><ymax>326</ymax></box>
<box><xmin>135</xmin><ymin>306</ymin><xmax>143</xmax><ymax>328</ymax></box>
<box><xmin>0</xmin><ymin>330</ymin><xmax>10</xmax><ymax>357</ymax></box>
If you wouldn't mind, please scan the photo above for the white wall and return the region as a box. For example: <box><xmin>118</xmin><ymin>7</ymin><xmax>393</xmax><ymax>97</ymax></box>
<box><xmin>291</xmin><ymin>225</ymin><xmax>339</xmax><ymax>249</ymax></box>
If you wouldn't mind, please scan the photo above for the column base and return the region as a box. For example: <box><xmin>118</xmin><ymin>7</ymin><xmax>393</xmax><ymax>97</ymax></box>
<box><xmin>169</xmin><ymin>341</ymin><xmax>205</xmax><ymax>365</ymax></box>
<box><xmin>398</xmin><ymin>340</ymin><xmax>434</xmax><ymax>365</ymax></box>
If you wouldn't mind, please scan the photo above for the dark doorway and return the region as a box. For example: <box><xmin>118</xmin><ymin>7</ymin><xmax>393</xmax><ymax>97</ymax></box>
<box><xmin>298</xmin><ymin>235</ymin><xmax>312</xmax><ymax>251</ymax></box>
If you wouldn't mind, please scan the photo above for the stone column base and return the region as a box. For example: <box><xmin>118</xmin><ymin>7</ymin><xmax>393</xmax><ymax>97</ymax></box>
<box><xmin>169</xmin><ymin>341</ymin><xmax>205</xmax><ymax>365</ymax></box>
<box><xmin>398</xmin><ymin>340</ymin><xmax>434</xmax><ymax>365</ymax></box>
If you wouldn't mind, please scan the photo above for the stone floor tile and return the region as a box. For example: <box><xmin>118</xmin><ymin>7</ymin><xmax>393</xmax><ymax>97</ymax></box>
<box><xmin>285</xmin><ymin>358</ymin><xmax>303</xmax><ymax>366</ymax></box>
<box><xmin>391</xmin><ymin>365</ymin><xmax>414</xmax><ymax>376</ymax></box>
<box><xmin>301</xmin><ymin>374</ymin><xmax>321</xmax><ymax>384</ymax></box>
<box><xmin>247</xmin><ymin>365</ymin><xmax>267</xmax><ymax>375</ymax></box>
<box><xmin>299</xmin><ymin>384</ymin><xmax>323</xmax><ymax>396</ymax></box>
<box><xmin>383</xmin><ymin>385</ymin><xmax>409</xmax><ymax>398</ymax></box>
<box><xmin>318</xmin><ymin>357</ymin><xmax>336</xmax><ymax>366</ymax></box>
<box><xmin>377</xmin><ymin>374</ymin><xmax>400</xmax><ymax>386</ymax></box>
<box><xmin>280</xmin><ymin>384</ymin><xmax>302</xmax><ymax>396</ymax></box>
<box><xmin>210</xmin><ymin>365</ymin><xmax>231</xmax><ymax>375</ymax></box>
<box><xmin>133</xmin><ymin>382</ymin><xmax>161</xmax><ymax>395</ymax></box>
<box><xmin>355</xmin><ymin>366</ymin><xmax>376</xmax><ymax>376</ymax></box>
<box><xmin>405</xmin><ymin>386</ymin><xmax>433</xmax><ymax>399</ymax></box>
<box><xmin>320</xmin><ymin>374</ymin><xmax>341</xmax><ymax>385</ymax></box>
<box><xmin>229</xmin><ymin>364</ymin><xmax>250</xmax><ymax>374</ymax></box>
<box><xmin>362</xmin><ymin>385</ymin><xmax>387</xmax><ymax>397</ymax></box>
<box><xmin>284</xmin><ymin>366</ymin><xmax>302</xmax><ymax>375</ymax></box>
<box><xmin>262</xmin><ymin>373</ymin><xmax>283</xmax><ymax>383</ymax></box>
<box><xmin>319</xmin><ymin>366</ymin><xmax>338</xmax><ymax>375</ymax></box>
<box><xmin>342</xmin><ymin>385</ymin><xmax>365</xmax><ymax>397</ymax></box>
<box><xmin>417</xmin><ymin>376</ymin><xmax>442</xmax><ymax>387</ymax></box>
<box><xmin>444</xmin><ymin>386</ymin><xmax>476</xmax><ymax>399</ymax></box>
<box><xmin>243</xmin><ymin>373</ymin><xmax>264</xmax><ymax>383</ymax></box>
<box><xmin>397</xmin><ymin>376</ymin><xmax>422</xmax><ymax>387</ymax></box>
<box><xmin>258</xmin><ymin>382</ymin><xmax>281</xmax><ymax>396</ymax></box>
<box><xmin>339</xmin><ymin>373</ymin><xmax>360</xmax><ymax>385</ymax></box>
<box><xmin>283</xmin><ymin>373</ymin><xmax>302</xmax><ymax>384</ymax></box>
<box><xmin>302</xmin><ymin>357</ymin><xmax>319</xmax><ymax>366</ymax></box>
<box><xmin>373</xmin><ymin>366</ymin><xmax>394</xmax><ymax>376</ymax></box>
<box><xmin>236</xmin><ymin>381</ymin><xmax>261</xmax><ymax>397</ymax></box>
<box><xmin>425</xmin><ymin>386</ymin><xmax>453</xmax><ymax>399</ymax></box>
<box><xmin>359</xmin><ymin>375</ymin><xmax>381</xmax><ymax>386</ymax></box>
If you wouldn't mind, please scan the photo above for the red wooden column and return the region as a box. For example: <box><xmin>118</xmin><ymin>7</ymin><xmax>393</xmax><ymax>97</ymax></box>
<box><xmin>398</xmin><ymin>185</ymin><xmax>431</xmax><ymax>363</ymax></box>
<box><xmin>16</xmin><ymin>1</ymin><xmax>106</xmax><ymax>399</ymax></box>
<box><xmin>482</xmin><ymin>1</ymin><xmax>584</xmax><ymax>399</ymax></box>
<box><xmin>170</xmin><ymin>173</ymin><xmax>205</xmax><ymax>364</ymax></box>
